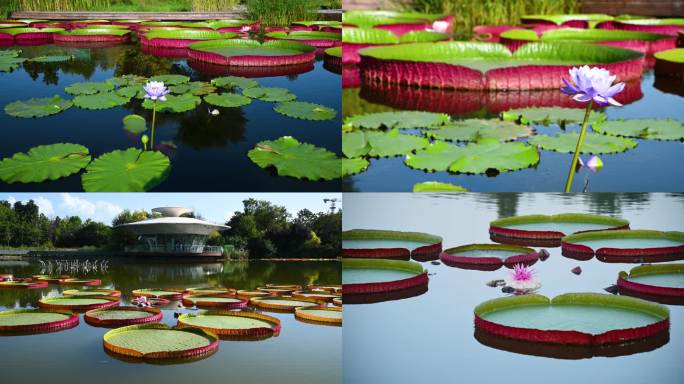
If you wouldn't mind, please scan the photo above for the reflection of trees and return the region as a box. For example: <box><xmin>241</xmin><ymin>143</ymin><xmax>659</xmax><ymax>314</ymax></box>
<box><xmin>175</xmin><ymin>107</ymin><xmax>248</xmax><ymax>149</ymax></box>
<box><xmin>582</xmin><ymin>193</ymin><xmax>651</xmax><ymax>215</ymax></box>
<box><xmin>473</xmin><ymin>193</ymin><xmax>520</xmax><ymax>218</ymax></box>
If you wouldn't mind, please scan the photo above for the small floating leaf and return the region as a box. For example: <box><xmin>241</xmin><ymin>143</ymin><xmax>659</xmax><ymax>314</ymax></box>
<box><xmin>0</xmin><ymin>55</ymin><xmax>26</xmax><ymax>72</ymax></box>
<box><xmin>142</xmin><ymin>93</ymin><xmax>201</xmax><ymax>113</ymax></box>
<box><xmin>211</xmin><ymin>76</ymin><xmax>259</xmax><ymax>90</ymax></box>
<box><xmin>366</xmin><ymin>129</ymin><xmax>429</xmax><ymax>157</ymax></box>
<box><xmin>501</xmin><ymin>107</ymin><xmax>606</xmax><ymax>126</ymax></box>
<box><xmin>412</xmin><ymin>181</ymin><xmax>469</xmax><ymax>192</ymax></box>
<box><xmin>0</xmin><ymin>143</ymin><xmax>91</xmax><ymax>183</ymax></box>
<box><xmin>274</xmin><ymin>101</ymin><xmax>337</xmax><ymax>121</ymax></box>
<box><xmin>81</xmin><ymin>148</ymin><xmax>171</xmax><ymax>192</ymax></box>
<box><xmin>425</xmin><ymin>119</ymin><xmax>533</xmax><ymax>142</ymax></box>
<box><xmin>65</xmin><ymin>81</ymin><xmax>114</xmax><ymax>95</ymax></box>
<box><xmin>528</xmin><ymin>132</ymin><xmax>638</xmax><ymax>154</ymax></box>
<box><xmin>73</xmin><ymin>92</ymin><xmax>130</xmax><ymax>110</ymax></box>
<box><xmin>342</xmin><ymin>158</ymin><xmax>369</xmax><ymax>176</ymax></box>
<box><xmin>5</xmin><ymin>95</ymin><xmax>72</xmax><ymax>118</ymax></box>
<box><xmin>248</xmin><ymin>136</ymin><xmax>340</xmax><ymax>180</ymax></box>
<box><xmin>344</xmin><ymin>111</ymin><xmax>450</xmax><ymax>129</ymax></box>
<box><xmin>592</xmin><ymin>119</ymin><xmax>684</xmax><ymax>141</ymax></box>
<box><xmin>123</xmin><ymin>114</ymin><xmax>147</xmax><ymax>134</ymax></box>
<box><xmin>148</xmin><ymin>74</ymin><xmax>189</xmax><ymax>85</ymax></box>
<box><xmin>169</xmin><ymin>81</ymin><xmax>216</xmax><ymax>96</ymax></box>
<box><xmin>342</xmin><ymin>130</ymin><xmax>370</xmax><ymax>158</ymax></box>
<box><xmin>203</xmin><ymin>93</ymin><xmax>252</xmax><ymax>108</ymax></box>
<box><xmin>243</xmin><ymin>87</ymin><xmax>297</xmax><ymax>102</ymax></box>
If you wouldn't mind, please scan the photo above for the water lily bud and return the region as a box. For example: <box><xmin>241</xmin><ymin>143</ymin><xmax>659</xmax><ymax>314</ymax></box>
<box><xmin>210</xmin><ymin>108</ymin><xmax>220</xmax><ymax>116</ymax></box>
<box><xmin>141</xmin><ymin>134</ymin><xmax>149</xmax><ymax>144</ymax></box>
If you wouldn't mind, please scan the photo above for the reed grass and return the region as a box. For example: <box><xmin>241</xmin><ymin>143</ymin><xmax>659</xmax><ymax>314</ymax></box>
<box><xmin>245</xmin><ymin>0</ymin><xmax>328</xmax><ymax>27</ymax></box>
<box><xmin>191</xmin><ymin>0</ymin><xmax>239</xmax><ymax>12</ymax></box>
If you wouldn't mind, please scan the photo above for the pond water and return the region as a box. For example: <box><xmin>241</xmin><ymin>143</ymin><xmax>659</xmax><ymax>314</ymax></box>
<box><xmin>342</xmin><ymin>239</ymin><xmax>430</xmax><ymax>250</ymax></box>
<box><xmin>0</xmin><ymin>42</ymin><xmax>341</xmax><ymax>192</ymax></box>
<box><xmin>342</xmin><ymin>193</ymin><xmax>684</xmax><ymax>384</ymax></box>
<box><xmin>450</xmin><ymin>249</ymin><xmax>525</xmax><ymax>258</ymax></box>
<box><xmin>0</xmin><ymin>259</ymin><xmax>340</xmax><ymax>384</ymax></box>
<box><xmin>343</xmin><ymin>69</ymin><xmax>684</xmax><ymax>192</ymax></box>
<box><xmin>629</xmin><ymin>273</ymin><xmax>684</xmax><ymax>288</ymax></box>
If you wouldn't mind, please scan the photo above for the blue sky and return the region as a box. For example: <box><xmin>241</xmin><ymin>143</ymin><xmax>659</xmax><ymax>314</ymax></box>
<box><xmin>0</xmin><ymin>193</ymin><xmax>341</xmax><ymax>225</ymax></box>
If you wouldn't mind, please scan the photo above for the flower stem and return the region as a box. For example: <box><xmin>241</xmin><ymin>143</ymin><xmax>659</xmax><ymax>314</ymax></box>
<box><xmin>151</xmin><ymin>101</ymin><xmax>156</xmax><ymax>151</ymax></box>
<box><xmin>564</xmin><ymin>100</ymin><xmax>593</xmax><ymax>192</ymax></box>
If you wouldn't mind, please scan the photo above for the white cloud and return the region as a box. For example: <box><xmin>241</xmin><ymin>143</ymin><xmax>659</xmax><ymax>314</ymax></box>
<box><xmin>4</xmin><ymin>195</ymin><xmax>53</xmax><ymax>216</ymax></box>
<box><xmin>60</xmin><ymin>193</ymin><xmax>122</xmax><ymax>223</ymax></box>
<box><xmin>7</xmin><ymin>196</ymin><xmax>16</xmax><ymax>206</ymax></box>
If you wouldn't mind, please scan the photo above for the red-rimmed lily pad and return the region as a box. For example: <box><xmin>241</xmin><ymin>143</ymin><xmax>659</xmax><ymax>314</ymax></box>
<box><xmin>177</xmin><ymin>310</ymin><xmax>280</xmax><ymax>339</ymax></box>
<box><xmin>0</xmin><ymin>308</ymin><xmax>78</xmax><ymax>334</ymax></box>
<box><xmin>654</xmin><ymin>48</ymin><xmax>684</xmax><ymax>77</ymax></box>
<box><xmin>249</xmin><ymin>296</ymin><xmax>324</xmax><ymax>312</ymax></box>
<box><xmin>5</xmin><ymin>95</ymin><xmax>72</xmax><ymax>117</ymax></box>
<box><xmin>607</xmin><ymin>18</ymin><xmax>684</xmax><ymax>37</ymax></box>
<box><xmin>38</xmin><ymin>295</ymin><xmax>120</xmax><ymax>311</ymax></box>
<box><xmin>63</xmin><ymin>288</ymin><xmax>121</xmax><ymax>297</ymax></box>
<box><xmin>236</xmin><ymin>289</ymin><xmax>269</xmax><ymax>299</ymax></box>
<box><xmin>81</xmin><ymin>148</ymin><xmax>171</xmax><ymax>192</ymax></box>
<box><xmin>441</xmin><ymin>244</ymin><xmax>541</xmax><ymax>271</ymax></box>
<box><xmin>0</xmin><ymin>280</ymin><xmax>48</xmax><ymax>289</ymax></box>
<box><xmin>291</xmin><ymin>291</ymin><xmax>341</xmax><ymax>303</ymax></box>
<box><xmin>85</xmin><ymin>306</ymin><xmax>163</xmax><ymax>327</ymax></box>
<box><xmin>618</xmin><ymin>264</ymin><xmax>684</xmax><ymax>304</ymax></box>
<box><xmin>562</xmin><ymin>229</ymin><xmax>684</xmax><ymax>262</ymax></box>
<box><xmin>265</xmin><ymin>31</ymin><xmax>341</xmax><ymax>48</ymax></box>
<box><xmin>324</xmin><ymin>46</ymin><xmax>341</xmax><ymax>71</ymax></box>
<box><xmin>131</xmin><ymin>288</ymin><xmax>185</xmax><ymax>300</ymax></box>
<box><xmin>294</xmin><ymin>306</ymin><xmax>341</xmax><ymax>325</ymax></box>
<box><xmin>342</xmin><ymin>228</ymin><xmax>442</xmax><ymax>261</ymax></box>
<box><xmin>342</xmin><ymin>28</ymin><xmax>450</xmax><ymax>64</ymax></box>
<box><xmin>0</xmin><ymin>27</ymin><xmax>64</xmax><ymax>41</ymax></box>
<box><xmin>181</xmin><ymin>294</ymin><xmax>248</xmax><ymax>309</ymax></box>
<box><xmin>185</xmin><ymin>287</ymin><xmax>236</xmax><ymax>295</ymax></box>
<box><xmin>343</xmin><ymin>258</ymin><xmax>428</xmax><ymax>296</ymax></box>
<box><xmin>521</xmin><ymin>14</ymin><xmax>613</xmax><ymax>27</ymax></box>
<box><xmin>54</xmin><ymin>28</ymin><xmax>130</xmax><ymax>43</ymax></box>
<box><xmin>0</xmin><ymin>143</ymin><xmax>91</xmax><ymax>184</ymax></box>
<box><xmin>141</xmin><ymin>29</ymin><xmax>237</xmax><ymax>48</ymax></box>
<box><xmin>58</xmin><ymin>278</ymin><xmax>101</xmax><ymax>286</ymax></box>
<box><xmin>343</xmin><ymin>10</ymin><xmax>451</xmax><ymax>36</ymax></box>
<box><xmin>247</xmin><ymin>136</ymin><xmax>341</xmax><ymax>181</ymax></box>
<box><xmin>188</xmin><ymin>39</ymin><xmax>316</xmax><ymax>66</ymax></box>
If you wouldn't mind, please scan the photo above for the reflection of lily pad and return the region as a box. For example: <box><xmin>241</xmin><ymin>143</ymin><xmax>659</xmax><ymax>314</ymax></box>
<box><xmin>528</xmin><ymin>132</ymin><xmax>638</xmax><ymax>154</ymax></box>
<box><xmin>65</xmin><ymin>81</ymin><xmax>114</xmax><ymax>95</ymax></box>
<box><xmin>169</xmin><ymin>81</ymin><xmax>216</xmax><ymax>96</ymax></box>
<box><xmin>342</xmin><ymin>158</ymin><xmax>369</xmax><ymax>176</ymax></box>
<box><xmin>593</xmin><ymin>119</ymin><xmax>684</xmax><ymax>141</ymax></box>
<box><xmin>344</xmin><ymin>111</ymin><xmax>450</xmax><ymax>129</ymax></box>
<box><xmin>342</xmin><ymin>130</ymin><xmax>370</xmax><ymax>158</ymax></box>
<box><xmin>426</xmin><ymin>119</ymin><xmax>534</xmax><ymax>142</ymax></box>
<box><xmin>203</xmin><ymin>93</ymin><xmax>252</xmax><ymax>108</ymax></box>
<box><xmin>123</xmin><ymin>114</ymin><xmax>146</xmax><ymax>134</ymax></box>
<box><xmin>30</xmin><ymin>55</ymin><xmax>72</xmax><ymax>63</ymax></box>
<box><xmin>148</xmin><ymin>74</ymin><xmax>189</xmax><ymax>85</ymax></box>
<box><xmin>413</xmin><ymin>181</ymin><xmax>469</xmax><ymax>192</ymax></box>
<box><xmin>243</xmin><ymin>87</ymin><xmax>297</xmax><ymax>102</ymax></box>
<box><xmin>5</xmin><ymin>95</ymin><xmax>73</xmax><ymax>118</ymax></box>
<box><xmin>405</xmin><ymin>139</ymin><xmax>540</xmax><ymax>174</ymax></box>
<box><xmin>142</xmin><ymin>93</ymin><xmax>201</xmax><ymax>113</ymax></box>
<box><xmin>0</xmin><ymin>55</ymin><xmax>25</xmax><ymax>72</ymax></box>
<box><xmin>0</xmin><ymin>49</ymin><xmax>21</xmax><ymax>57</ymax></box>
<box><xmin>81</xmin><ymin>148</ymin><xmax>170</xmax><ymax>192</ymax></box>
<box><xmin>211</xmin><ymin>76</ymin><xmax>259</xmax><ymax>90</ymax></box>
<box><xmin>248</xmin><ymin>136</ymin><xmax>340</xmax><ymax>180</ymax></box>
<box><xmin>274</xmin><ymin>101</ymin><xmax>337</xmax><ymax>121</ymax></box>
<box><xmin>73</xmin><ymin>92</ymin><xmax>130</xmax><ymax>110</ymax></box>
<box><xmin>0</xmin><ymin>143</ymin><xmax>91</xmax><ymax>183</ymax></box>
<box><xmin>366</xmin><ymin>129</ymin><xmax>429</xmax><ymax>157</ymax></box>
<box><xmin>501</xmin><ymin>107</ymin><xmax>606</xmax><ymax>126</ymax></box>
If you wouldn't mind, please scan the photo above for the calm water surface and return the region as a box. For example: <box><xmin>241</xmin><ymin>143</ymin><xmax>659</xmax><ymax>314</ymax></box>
<box><xmin>343</xmin><ymin>193</ymin><xmax>684</xmax><ymax>384</ymax></box>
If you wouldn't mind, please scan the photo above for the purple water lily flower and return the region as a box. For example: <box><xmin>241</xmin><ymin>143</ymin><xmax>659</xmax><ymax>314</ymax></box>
<box><xmin>143</xmin><ymin>81</ymin><xmax>170</xmax><ymax>101</ymax></box>
<box><xmin>579</xmin><ymin>155</ymin><xmax>604</xmax><ymax>171</ymax></box>
<box><xmin>561</xmin><ymin>66</ymin><xmax>625</xmax><ymax>106</ymax></box>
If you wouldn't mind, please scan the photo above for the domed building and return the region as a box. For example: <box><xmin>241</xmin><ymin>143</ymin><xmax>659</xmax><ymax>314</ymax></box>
<box><xmin>117</xmin><ymin>207</ymin><xmax>229</xmax><ymax>258</ymax></box>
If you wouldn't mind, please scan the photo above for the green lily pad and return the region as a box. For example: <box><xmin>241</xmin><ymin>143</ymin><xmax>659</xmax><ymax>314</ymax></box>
<box><xmin>0</xmin><ymin>143</ymin><xmax>91</xmax><ymax>183</ymax></box>
<box><xmin>148</xmin><ymin>74</ymin><xmax>189</xmax><ymax>85</ymax></box>
<box><xmin>81</xmin><ymin>148</ymin><xmax>171</xmax><ymax>192</ymax></box>
<box><xmin>366</xmin><ymin>129</ymin><xmax>429</xmax><ymax>157</ymax></box>
<box><xmin>342</xmin><ymin>158</ymin><xmax>369</xmax><ymax>176</ymax></box>
<box><xmin>0</xmin><ymin>55</ymin><xmax>26</xmax><ymax>72</ymax></box>
<box><xmin>425</xmin><ymin>119</ymin><xmax>534</xmax><ymax>142</ymax></box>
<box><xmin>64</xmin><ymin>81</ymin><xmax>114</xmax><ymax>95</ymax></box>
<box><xmin>108</xmin><ymin>75</ymin><xmax>147</xmax><ymax>87</ymax></box>
<box><xmin>203</xmin><ymin>93</ymin><xmax>252</xmax><ymax>108</ymax></box>
<box><xmin>142</xmin><ymin>93</ymin><xmax>201</xmax><ymax>113</ymax></box>
<box><xmin>123</xmin><ymin>114</ymin><xmax>147</xmax><ymax>134</ymax></box>
<box><xmin>412</xmin><ymin>181</ymin><xmax>469</xmax><ymax>192</ymax></box>
<box><xmin>248</xmin><ymin>136</ymin><xmax>340</xmax><ymax>181</ymax></box>
<box><xmin>592</xmin><ymin>119</ymin><xmax>684</xmax><ymax>141</ymax></box>
<box><xmin>342</xmin><ymin>130</ymin><xmax>370</xmax><ymax>158</ymax></box>
<box><xmin>169</xmin><ymin>81</ymin><xmax>216</xmax><ymax>96</ymax></box>
<box><xmin>5</xmin><ymin>95</ymin><xmax>73</xmax><ymax>118</ymax></box>
<box><xmin>528</xmin><ymin>132</ymin><xmax>638</xmax><ymax>154</ymax></box>
<box><xmin>30</xmin><ymin>55</ymin><xmax>73</xmax><ymax>63</ymax></box>
<box><xmin>0</xmin><ymin>49</ymin><xmax>21</xmax><ymax>57</ymax></box>
<box><xmin>115</xmin><ymin>84</ymin><xmax>144</xmax><ymax>98</ymax></box>
<box><xmin>243</xmin><ymin>87</ymin><xmax>297</xmax><ymax>102</ymax></box>
<box><xmin>501</xmin><ymin>107</ymin><xmax>606</xmax><ymax>126</ymax></box>
<box><xmin>73</xmin><ymin>92</ymin><xmax>130</xmax><ymax>110</ymax></box>
<box><xmin>274</xmin><ymin>101</ymin><xmax>337</xmax><ymax>121</ymax></box>
<box><xmin>344</xmin><ymin>111</ymin><xmax>450</xmax><ymax>130</ymax></box>
<box><xmin>210</xmin><ymin>76</ymin><xmax>259</xmax><ymax>90</ymax></box>
<box><xmin>405</xmin><ymin>139</ymin><xmax>540</xmax><ymax>174</ymax></box>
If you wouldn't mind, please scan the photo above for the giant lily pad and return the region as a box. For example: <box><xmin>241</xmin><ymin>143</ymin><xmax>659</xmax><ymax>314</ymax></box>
<box><xmin>501</xmin><ymin>107</ymin><xmax>607</xmax><ymax>126</ymax></box>
<box><xmin>81</xmin><ymin>148</ymin><xmax>170</xmax><ymax>192</ymax></box>
<box><xmin>265</xmin><ymin>31</ymin><xmax>341</xmax><ymax>47</ymax></box>
<box><xmin>342</xmin><ymin>158</ymin><xmax>369</xmax><ymax>176</ymax></box>
<box><xmin>248</xmin><ymin>136</ymin><xmax>340</xmax><ymax>181</ymax></box>
<box><xmin>142</xmin><ymin>93</ymin><xmax>201</xmax><ymax>113</ymax></box>
<box><xmin>366</xmin><ymin>129</ymin><xmax>429</xmax><ymax>157</ymax></box>
<box><xmin>412</xmin><ymin>181</ymin><xmax>468</xmax><ymax>192</ymax></box>
<box><xmin>521</xmin><ymin>14</ymin><xmax>614</xmax><ymax>26</ymax></box>
<box><xmin>148</xmin><ymin>74</ymin><xmax>189</xmax><ymax>85</ymax></box>
<box><xmin>73</xmin><ymin>92</ymin><xmax>130</xmax><ymax>110</ymax></box>
<box><xmin>502</xmin><ymin>28</ymin><xmax>672</xmax><ymax>43</ymax></box>
<box><xmin>143</xmin><ymin>29</ymin><xmax>233</xmax><ymax>41</ymax></box>
<box><xmin>169</xmin><ymin>81</ymin><xmax>216</xmax><ymax>96</ymax></box>
<box><xmin>342</xmin><ymin>10</ymin><xmax>443</xmax><ymax>28</ymax></box>
<box><xmin>592</xmin><ymin>119</ymin><xmax>684</xmax><ymax>141</ymax></box>
<box><xmin>529</xmin><ymin>132</ymin><xmax>638</xmax><ymax>154</ymax></box>
<box><xmin>0</xmin><ymin>309</ymin><xmax>79</xmax><ymax>334</ymax></box>
<box><xmin>188</xmin><ymin>39</ymin><xmax>315</xmax><ymax>66</ymax></box>
<box><xmin>102</xmin><ymin>323</ymin><xmax>218</xmax><ymax>360</ymax></box>
<box><xmin>425</xmin><ymin>119</ymin><xmax>534</xmax><ymax>142</ymax></box>
<box><xmin>342</xmin><ymin>130</ymin><xmax>371</xmax><ymax>158</ymax></box>
<box><xmin>405</xmin><ymin>139</ymin><xmax>540</xmax><ymax>174</ymax></box>
<box><xmin>343</xmin><ymin>28</ymin><xmax>449</xmax><ymax>44</ymax></box>
<box><xmin>344</xmin><ymin>111</ymin><xmax>450</xmax><ymax>129</ymax></box>
<box><xmin>65</xmin><ymin>81</ymin><xmax>114</xmax><ymax>95</ymax></box>
<box><xmin>210</xmin><ymin>76</ymin><xmax>259</xmax><ymax>90</ymax></box>
<box><xmin>203</xmin><ymin>93</ymin><xmax>251</xmax><ymax>108</ymax></box>
<box><xmin>274</xmin><ymin>101</ymin><xmax>337</xmax><ymax>121</ymax></box>
<box><xmin>0</xmin><ymin>143</ymin><xmax>90</xmax><ymax>183</ymax></box>
<box><xmin>243</xmin><ymin>87</ymin><xmax>296</xmax><ymax>102</ymax></box>
<box><xmin>123</xmin><ymin>114</ymin><xmax>147</xmax><ymax>134</ymax></box>
<box><xmin>5</xmin><ymin>95</ymin><xmax>72</xmax><ymax>118</ymax></box>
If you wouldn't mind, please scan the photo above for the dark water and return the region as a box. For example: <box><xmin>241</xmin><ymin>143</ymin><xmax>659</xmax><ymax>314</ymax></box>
<box><xmin>0</xmin><ymin>43</ymin><xmax>341</xmax><ymax>192</ymax></box>
<box><xmin>343</xmin><ymin>70</ymin><xmax>684</xmax><ymax>192</ymax></box>
<box><xmin>0</xmin><ymin>259</ymin><xmax>341</xmax><ymax>384</ymax></box>
<box><xmin>342</xmin><ymin>193</ymin><xmax>684</xmax><ymax>384</ymax></box>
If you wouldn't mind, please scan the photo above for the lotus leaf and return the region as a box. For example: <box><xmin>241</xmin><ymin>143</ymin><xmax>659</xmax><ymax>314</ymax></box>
<box><xmin>412</xmin><ymin>181</ymin><xmax>469</xmax><ymax>192</ymax></box>
<box><xmin>344</xmin><ymin>111</ymin><xmax>450</xmax><ymax>130</ymax></box>
<box><xmin>73</xmin><ymin>92</ymin><xmax>130</xmax><ymax>110</ymax></box>
<box><xmin>501</xmin><ymin>107</ymin><xmax>607</xmax><ymax>126</ymax></box>
<box><xmin>529</xmin><ymin>132</ymin><xmax>638</xmax><ymax>154</ymax></box>
<box><xmin>203</xmin><ymin>93</ymin><xmax>252</xmax><ymax>108</ymax></box>
<box><xmin>592</xmin><ymin>118</ymin><xmax>684</xmax><ymax>140</ymax></box>
<box><xmin>210</xmin><ymin>76</ymin><xmax>259</xmax><ymax>90</ymax></box>
<box><xmin>243</xmin><ymin>87</ymin><xmax>296</xmax><ymax>102</ymax></box>
<box><xmin>0</xmin><ymin>143</ymin><xmax>90</xmax><ymax>183</ymax></box>
<box><xmin>342</xmin><ymin>130</ymin><xmax>370</xmax><ymax>158</ymax></box>
<box><xmin>115</xmin><ymin>84</ymin><xmax>144</xmax><ymax>98</ymax></box>
<box><xmin>142</xmin><ymin>93</ymin><xmax>201</xmax><ymax>113</ymax></box>
<box><xmin>405</xmin><ymin>139</ymin><xmax>540</xmax><ymax>174</ymax></box>
<box><xmin>248</xmin><ymin>136</ymin><xmax>340</xmax><ymax>180</ymax></box>
<box><xmin>366</xmin><ymin>129</ymin><xmax>429</xmax><ymax>157</ymax></box>
<box><xmin>274</xmin><ymin>101</ymin><xmax>337</xmax><ymax>121</ymax></box>
<box><xmin>0</xmin><ymin>55</ymin><xmax>25</xmax><ymax>72</ymax></box>
<box><xmin>64</xmin><ymin>81</ymin><xmax>114</xmax><ymax>95</ymax></box>
<box><xmin>30</xmin><ymin>55</ymin><xmax>72</xmax><ymax>63</ymax></box>
<box><xmin>5</xmin><ymin>95</ymin><xmax>72</xmax><ymax>118</ymax></box>
<box><xmin>107</xmin><ymin>75</ymin><xmax>147</xmax><ymax>87</ymax></box>
<box><xmin>81</xmin><ymin>148</ymin><xmax>170</xmax><ymax>192</ymax></box>
<box><xmin>325</xmin><ymin>46</ymin><xmax>341</xmax><ymax>58</ymax></box>
<box><xmin>148</xmin><ymin>74</ymin><xmax>190</xmax><ymax>85</ymax></box>
<box><xmin>123</xmin><ymin>114</ymin><xmax>146</xmax><ymax>134</ymax></box>
<box><xmin>169</xmin><ymin>81</ymin><xmax>216</xmax><ymax>96</ymax></box>
<box><xmin>425</xmin><ymin>119</ymin><xmax>534</xmax><ymax>142</ymax></box>
<box><xmin>342</xmin><ymin>158</ymin><xmax>369</xmax><ymax>176</ymax></box>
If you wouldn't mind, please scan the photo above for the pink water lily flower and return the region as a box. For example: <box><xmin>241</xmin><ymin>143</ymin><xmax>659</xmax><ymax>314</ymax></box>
<box><xmin>504</xmin><ymin>264</ymin><xmax>540</xmax><ymax>293</ymax></box>
<box><xmin>561</xmin><ymin>66</ymin><xmax>625</xmax><ymax>106</ymax></box>
<box><xmin>431</xmin><ymin>20</ymin><xmax>449</xmax><ymax>34</ymax></box>
<box><xmin>143</xmin><ymin>81</ymin><xmax>170</xmax><ymax>101</ymax></box>
<box><xmin>579</xmin><ymin>155</ymin><xmax>604</xmax><ymax>171</ymax></box>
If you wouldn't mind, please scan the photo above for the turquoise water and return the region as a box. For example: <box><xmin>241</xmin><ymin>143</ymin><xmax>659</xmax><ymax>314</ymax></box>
<box><xmin>450</xmin><ymin>249</ymin><xmax>525</xmax><ymax>258</ymax></box>
<box><xmin>503</xmin><ymin>222</ymin><xmax>617</xmax><ymax>234</ymax></box>
<box><xmin>342</xmin><ymin>239</ymin><xmax>429</xmax><ymax>250</ymax></box>
<box><xmin>573</xmin><ymin>238</ymin><xmax>683</xmax><ymax>249</ymax></box>
<box><xmin>342</xmin><ymin>268</ymin><xmax>417</xmax><ymax>284</ymax></box>
<box><xmin>629</xmin><ymin>273</ymin><xmax>684</xmax><ymax>288</ymax></box>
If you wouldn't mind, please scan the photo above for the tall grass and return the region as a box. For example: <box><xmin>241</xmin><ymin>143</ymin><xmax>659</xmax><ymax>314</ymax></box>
<box><xmin>410</xmin><ymin>0</ymin><xmax>581</xmax><ymax>39</ymax></box>
<box><xmin>245</xmin><ymin>0</ymin><xmax>326</xmax><ymax>26</ymax></box>
<box><xmin>17</xmin><ymin>0</ymin><xmax>113</xmax><ymax>11</ymax></box>
<box><xmin>191</xmin><ymin>0</ymin><xmax>239</xmax><ymax>12</ymax></box>
<box><xmin>0</xmin><ymin>0</ymin><xmax>20</xmax><ymax>18</ymax></box>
